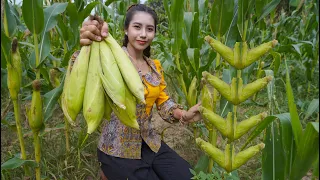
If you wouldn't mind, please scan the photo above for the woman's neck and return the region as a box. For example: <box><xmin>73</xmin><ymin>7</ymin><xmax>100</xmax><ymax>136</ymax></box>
<box><xmin>127</xmin><ymin>44</ymin><xmax>144</xmax><ymax>62</ymax></box>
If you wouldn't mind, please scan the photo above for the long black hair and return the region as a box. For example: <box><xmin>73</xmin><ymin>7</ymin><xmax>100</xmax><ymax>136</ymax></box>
<box><xmin>122</xmin><ymin>4</ymin><xmax>158</xmax><ymax>58</ymax></box>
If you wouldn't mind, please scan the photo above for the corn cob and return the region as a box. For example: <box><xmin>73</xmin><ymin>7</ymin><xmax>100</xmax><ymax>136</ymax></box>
<box><xmin>205</xmin><ymin>36</ymin><xmax>234</xmax><ymax>63</ymax></box>
<box><xmin>235</xmin><ymin>112</ymin><xmax>267</xmax><ymax>139</ymax></box>
<box><xmin>99</xmin><ymin>41</ymin><xmax>126</xmax><ymax>109</ymax></box>
<box><xmin>61</xmin><ymin>46</ymin><xmax>91</xmax><ymax>125</ymax></box>
<box><xmin>83</xmin><ymin>42</ymin><xmax>105</xmax><ymax>134</ymax></box>
<box><xmin>104</xmin><ymin>95</ymin><xmax>112</xmax><ymax>121</ymax></box>
<box><xmin>201</xmin><ymin>80</ymin><xmax>213</xmax><ymax>110</ymax></box>
<box><xmin>203</xmin><ymin>71</ymin><xmax>231</xmax><ymax>101</ymax></box>
<box><xmin>27</xmin><ymin>80</ymin><xmax>43</xmax><ymax>133</ymax></box>
<box><xmin>187</xmin><ymin>76</ymin><xmax>198</xmax><ymax>107</ymax></box>
<box><xmin>104</xmin><ymin>34</ymin><xmax>145</xmax><ymax>104</ymax></box>
<box><xmin>196</xmin><ymin>138</ymin><xmax>225</xmax><ymax>169</ymax></box>
<box><xmin>7</xmin><ymin>38</ymin><xmax>22</xmax><ymax>101</ymax></box>
<box><xmin>105</xmin><ymin>84</ymin><xmax>139</xmax><ymax>130</ymax></box>
<box><xmin>246</xmin><ymin>40</ymin><xmax>278</xmax><ymax>67</ymax></box>
<box><xmin>240</xmin><ymin>76</ymin><xmax>273</xmax><ymax>102</ymax></box>
<box><xmin>232</xmin><ymin>143</ymin><xmax>265</xmax><ymax>170</ymax></box>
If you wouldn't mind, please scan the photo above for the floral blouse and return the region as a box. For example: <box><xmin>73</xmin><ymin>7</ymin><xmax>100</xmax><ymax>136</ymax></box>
<box><xmin>95</xmin><ymin>47</ymin><xmax>183</xmax><ymax>159</ymax></box>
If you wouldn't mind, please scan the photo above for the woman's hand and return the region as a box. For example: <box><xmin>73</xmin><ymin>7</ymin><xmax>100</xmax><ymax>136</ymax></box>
<box><xmin>80</xmin><ymin>17</ymin><xmax>109</xmax><ymax>46</ymax></box>
<box><xmin>181</xmin><ymin>102</ymin><xmax>202</xmax><ymax>125</ymax></box>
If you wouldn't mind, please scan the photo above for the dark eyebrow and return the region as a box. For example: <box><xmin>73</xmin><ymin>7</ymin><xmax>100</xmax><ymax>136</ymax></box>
<box><xmin>132</xmin><ymin>22</ymin><xmax>154</xmax><ymax>28</ymax></box>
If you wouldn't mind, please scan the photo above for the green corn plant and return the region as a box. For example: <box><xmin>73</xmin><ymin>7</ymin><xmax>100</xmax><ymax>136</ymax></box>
<box><xmin>197</xmin><ymin>0</ymin><xmax>278</xmax><ymax>172</ymax></box>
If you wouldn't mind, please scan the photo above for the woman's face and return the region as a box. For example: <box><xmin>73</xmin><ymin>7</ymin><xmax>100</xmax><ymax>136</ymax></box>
<box><xmin>126</xmin><ymin>11</ymin><xmax>155</xmax><ymax>52</ymax></box>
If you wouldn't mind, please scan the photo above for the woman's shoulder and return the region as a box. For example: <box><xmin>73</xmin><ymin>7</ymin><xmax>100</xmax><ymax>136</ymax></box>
<box><xmin>152</xmin><ymin>59</ymin><xmax>162</xmax><ymax>69</ymax></box>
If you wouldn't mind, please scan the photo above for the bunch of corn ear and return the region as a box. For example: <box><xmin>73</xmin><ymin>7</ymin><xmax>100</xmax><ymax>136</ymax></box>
<box><xmin>196</xmin><ymin>36</ymin><xmax>277</xmax><ymax>172</ymax></box>
<box><xmin>61</xmin><ymin>33</ymin><xmax>143</xmax><ymax>134</ymax></box>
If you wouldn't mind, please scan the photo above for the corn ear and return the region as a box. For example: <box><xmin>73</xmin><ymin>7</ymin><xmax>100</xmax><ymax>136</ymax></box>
<box><xmin>224</xmin><ymin>144</ymin><xmax>235</xmax><ymax>172</ymax></box>
<box><xmin>205</xmin><ymin>36</ymin><xmax>234</xmax><ymax>63</ymax></box>
<box><xmin>203</xmin><ymin>71</ymin><xmax>231</xmax><ymax>101</ymax></box>
<box><xmin>99</xmin><ymin>41</ymin><xmax>126</xmax><ymax>109</ymax></box>
<box><xmin>187</xmin><ymin>76</ymin><xmax>197</xmax><ymax>107</ymax></box>
<box><xmin>27</xmin><ymin>80</ymin><xmax>43</xmax><ymax>133</ymax></box>
<box><xmin>49</xmin><ymin>68</ymin><xmax>60</xmax><ymax>88</ymax></box>
<box><xmin>62</xmin><ymin>46</ymin><xmax>91</xmax><ymax>125</ymax></box>
<box><xmin>196</xmin><ymin>138</ymin><xmax>225</xmax><ymax>169</ymax></box>
<box><xmin>104</xmin><ymin>95</ymin><xmax>112</xmax><ymax>121</ymax></box>
<box><xmin>232</xmin><ymin>143</ymin><xmax>265</xmax><ymax>170</ymax></box>
<box><xmin>83</xmin><ymin>42</ymin><xmax>105</xmax><ymax>134</ymax></box>
<box><xmin>233</xmin><ymin>42</ymin><xmax>249</xmax><ymax>69</ymax></box>
<box><xmin>7</xmin><ymin>38</ymin><xmax>22</xmax><ymax>100</ymax></box>
<box><xmin>201</xmin><ymin>80</ymin><xmax>213</xmax><ymax>110</ymax></box>
<box><xmin>198</xmin><ymin>106</ymin><xmax>229</xmax><ymax>137</ymax></box>
<box><xmin>240</xmin><ymin>76</ymin><xmax>273</xmax><ymax>102</ymax></box>
<box><xmin>105</xmin><ymin>84</ymin><xmax>140</xmax><ymax>130</ymax></box>
<box><xmin>235</xmin><ymin>112</ymin><xmax>267</xmax><ymax>139</ymax></box>
<box><xmin>246</xmin><ymin>40</ymin><xmax>278</xmax><ymax>66</ymax></box>
<box><xmin>104</xmin><ymin>34</ymin><xmax>145</xmax><ymax>104</ymax></box>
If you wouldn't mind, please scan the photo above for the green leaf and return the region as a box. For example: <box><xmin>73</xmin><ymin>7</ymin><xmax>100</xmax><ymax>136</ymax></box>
<box><xmin>237</xmin><ymin>0</ymin><xmax>249</xmax><ymax>40</ymax></box>
<box><xmin>242</xmin><ymin>113</ymin><xmax>287</xmax><ymax>150</ymax></box>
<box><xmin>170</xmin><ymin>0</ymin><xmax>185</xmax><ymax>54</ymax></box>
<box><xmin>4</xmin><ymin>0</ymin><xmax>17</xmax><ymax>37</ymax></box>
<box><xmin>184</xmin><ymin>12</ymin><xmax>193</xmax><ymax>46</ymax></box>
<box><xmin>187</xmin><ymin>48</ymin><xmax>200</xmax><ymax>72</ymax></box>
<box><xmin>1</xmin><ymin>29</ymin><xmax>11</xmax><ymax>66</ymax></box>
<box><xmin>256</xmin><ymin>0</ymin><xmax>281</xmax><ymax>22</ymax></box>
<box><xmin>43</xmin><ymin>74</ymin><xmax>65</xmax><ymax>122</ymax></box>
<box><xmin>38</xmin><ymin>32</ymin><xmax>51</xmax><ymax>66</ymax></box>
<box><xmin>290</xmin><ymin>122</ymin><xmax>319</xmax><ymax>180</ymax></box>
<box><xmin>79</xmin><ymin>1</ymin><xmax>100</xmax><ymax>24</ymax></box>
<box><xmin>194</xmin><ymin>155</ymin><xmax>209</xmax><ymax>173</ymax></box>
<box><xmin>22</xmin><ymin>0</ymin><xmax>44</xmax><ymax>34</ymax></box>
<box><xmin>105</xmin><ymin>0</ymin><xmax>119</xmax><ymax>6</ymax></box>
<box><xmin>285</xmin><ymin>59</ymin><xmax>303</xmax><ymax>145</ymax></box>
<box><xmin>210</xmin><ymin>0</ymin><xmax>234</xmax><ymax>37</ymax></box>
<box><xmin>44</xmin><ymin>3</ymin><xmax>68</xmax><ymax>32</ymax></box>
<box><xmin>262</xmin><ymin>121</ymin><xmax>286</xmax><ymax>180</ymax></box>
<box><xmin>190</xmin><ymin>12</ymin><xmax>200</xmax><ymax>48</ymax></box>
<box><xmin>1</xmin><ymin>156</ymin><xmax>37</xmax><ymax>170</ymax></box>
<box><xmin>303</xmin><ymin>99</ymin><xmax>319</xmax><ymax>121</ymax></box>
<box><xmin>67</xmin><ymin>3</ymin><xmax>80</xmax><ymax>48</ymax></box>
<box><xmin>57</xmin><ymin>15</ymin><xmax>69</xmax><ymax>41</ymax></box>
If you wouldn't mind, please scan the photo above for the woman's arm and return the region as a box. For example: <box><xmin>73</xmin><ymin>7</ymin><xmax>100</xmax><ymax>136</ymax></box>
<box><xmin>172</xmin><ymin>103</ymin><xmax>202</xmax><ymax>124</ymax></box>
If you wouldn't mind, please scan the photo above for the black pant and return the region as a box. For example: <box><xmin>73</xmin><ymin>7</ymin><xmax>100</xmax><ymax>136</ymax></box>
<box><xmin>97</xmin><ymin>140</ymin><xmax>193</xmax><ymax>180</ymax></box>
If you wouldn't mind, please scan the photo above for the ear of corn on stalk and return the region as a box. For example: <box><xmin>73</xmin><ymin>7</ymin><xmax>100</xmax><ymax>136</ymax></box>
<box><xmin>246</xmin><ymin>40</ymin><xmax>278</xmax><ymax>66</ymax></box>
<box><xmin>205</xmin><ymin>36</ymin><xmax>234</xmax><ymax>64</ymax></box>
<box><xmin>203</xmin><ymin>71</ymin><xmax>231</xmax><ymax>101</ymax></box>
<box><xmin>62</xmin><ymin>46</ymin><xmax>91</xmax><ymax>125</ymax></box>
<box><xmin>240</xmin><ymin>76</ymin><xmax>273</xmax><ymax>102</ymax></box>
<box><xmin>187</xmin><ymin>76</ymin><xmax>198</xmax><ymax>107</ymax></box>
<box><xmin>232</xmin><ymin>143</ymin><xmax>265</xmax><ymax>170</ymax></box>
<box><xmin>27</xmin><ymin>80</ymin><xmax>43</xmax><ymax>133</ymax></box>
<box><xmin>83</xmin><ymin>42</ymin><xmax>105</xmax><ymax>134</ymax></box>
<box><xmin>235</xmin><ymin>112</ymin><xmax>267</xmax><ymax>139</ymax></box>
<box><xmin>198</xmin><ymin>106</ymin><xmax>228</xmax><ymax>137</ymax></box>
<box><xmin>99</xmin><ymin>41</ymin><xmax>126</xmax><ymax>109</ymax></box>
<box><xmin>105</xmin><ymin>84</ymin><xmax>140</xmax><ymax>130</ymax></box>
<box><xmin>196</xmin><ymin>138</ymin><xmax>225</xmax><ymax>168</ymax></box>
<box><xmin>104</xmin><ymin>34</ymin><xmax>145</xmax><ymax>104</ymax></box>
<box><xmin>7</xmin><ymin>38</ymin><xmax>22</xmax><ymax>100</ymax></box>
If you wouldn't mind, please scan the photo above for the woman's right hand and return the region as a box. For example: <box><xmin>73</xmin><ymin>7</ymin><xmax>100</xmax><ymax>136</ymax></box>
<box><xmin>80</xmin><ymin>18</ymin><xmax>109</xmax><ymax>46</ymax></box>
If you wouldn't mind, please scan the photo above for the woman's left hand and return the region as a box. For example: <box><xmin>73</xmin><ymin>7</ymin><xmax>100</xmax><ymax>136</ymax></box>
<box><xmin>181</xmin><ymin>102</ymin><xmax>202</xmax><ymax>124</ymax></box>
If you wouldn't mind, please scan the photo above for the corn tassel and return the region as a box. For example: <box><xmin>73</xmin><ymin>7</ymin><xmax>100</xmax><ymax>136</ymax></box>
<box><xmin>99</xmin><ymin>41</ymin><xmax>126</xmax><ymax>109</ymax></box>
<box><xmin>83</xmin><ymin>42</ymin><xmax>105</xmax><ymax>134</ymax></box>
<box><xmin>187</xmin><ymin>76</ymin><xmax>198</xmax><ymax>107</ymax></box>
<box><xmin>246</xmin><ymin>40</ymin><xmax>278</xmax><ymax>66</ymax></box>
<box><xmin>104</xmin><ymin>34</ymin><xmax>145</xmax><ymax>104</ymax></box>
<box><xmin>196</xmin><ymin>138</ymin><xmax>225</xmax><ymax>168</ymax></box>
<box><xmin>61</xmin><ymin>46</ymin><xmax>91</xmax><ymax>125</ymax></box>
<box><xmin>27</xmin><ymin>80</ymin><xmax>43</xmax><ymax>133</ymax></box>
<box><xmin>105</xmin><ymin>84</ymin><xmax>140</xmax><ymax>130</ymax></box>
<box><xmin>232</xmin><ymin>143</ymin><xmax>265</xmax><ymax>170</ymax></box>
<box><xmin>235</xmin><ymin>112</ymin><xmax>267</xmax><ymax>139</ymax></box>
<box><xmin>205</xmin><ymin>36</ymin><xmax>234</xmax><ymax>63</ymax></box>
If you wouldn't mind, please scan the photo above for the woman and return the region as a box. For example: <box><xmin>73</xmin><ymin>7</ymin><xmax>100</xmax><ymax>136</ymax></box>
<box><xmin>79</xmin><ymin>4</ymin><xmax>201</xmax><ymax>180</ymax></box>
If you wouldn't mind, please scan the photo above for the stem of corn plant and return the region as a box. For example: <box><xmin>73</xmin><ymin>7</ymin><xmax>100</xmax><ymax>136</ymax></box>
<box><xmin>13</xmin><ymin>99</ymin><xmax>30</xmax><ymax>175</ymax></box>
<box><xmin>33</xmin><ymin>131</ymin><xmax>41</xmax><ymax>180</ymax></box>
<box><xmin>62</xmin><ymin>39</ymin><xmax>70</xmax><ymax>155</ymax></box>
<box><xmin>33</xmin><ymin>33</ymin><xmax>40</xmax><ymax>79</ymax></box>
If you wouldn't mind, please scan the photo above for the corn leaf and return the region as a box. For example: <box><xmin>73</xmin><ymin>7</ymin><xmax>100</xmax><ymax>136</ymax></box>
<box><xmin>1</xmin><ymin>157</ymin><xmax>37</xmax><ymax>170</ymax></box>
<box><xmin>290</xmin><ymin>122</ymin><xmax>319</xmax><ymax>180</ymax></box>
<box><xmin>237</xmin><ymin>0</ymin><xmax>249</xmax><ymax>40</ymax></box>
<box><xmin>285</xmin><ymin>59</ymin><xmax>303</xmax><ymax>145</ymax></box>
<box><xmin>170</xmin><ymin>0</ymin><xmax>185</xmax><ymax>54</ymax></box>
<box><xmin>67</xmin><ymin>3</ymin><xmax>80</xmax><ymax>48</ymax></box>
<box><xmin>4</xmin><ymin>0</ymin><xmax>17</xmax><ymax>37</ymax></box>
<box><xmin>303</xmin><ymin>99</ymin><xmax>319</xmax><ymax>121</ymax></box>
<box><xmin>22</xmin><ymin>0</ymin><xmax>44</xmax><ymax>34</ymax></box>
<box><xmin>79</xmin><ymin>1</ymin><xmax>99</xmax><ymax>23</ymax></box>
<box><xmin>210</xmin><ymin>0</ymin><xmax>234</xmax><ymax>37</ymax></box>
<box><xmin>270</xmin><ymin>52</ymin><xmax>281</xmax><ymax>75</ymax></box>
<box><xmin>256</xmin><ymin>0</ymin><xmax>281</xmax><ymax>22</ymax></box>
<box><xmin>1</xmin><ymin>29</ymin><xmax>11</xmax><ymax>67</ymax></box>
<box><xmin>262</xmin><ymin>121</ymin><xmax>286</xmax><ymax>180</ymax></box>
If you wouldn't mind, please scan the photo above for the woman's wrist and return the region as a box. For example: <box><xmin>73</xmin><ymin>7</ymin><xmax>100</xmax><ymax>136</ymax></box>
<box><xmin>173</xmin><ymin>109</ymin><xmax>186</xmax><ymax>121</ymax></box>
